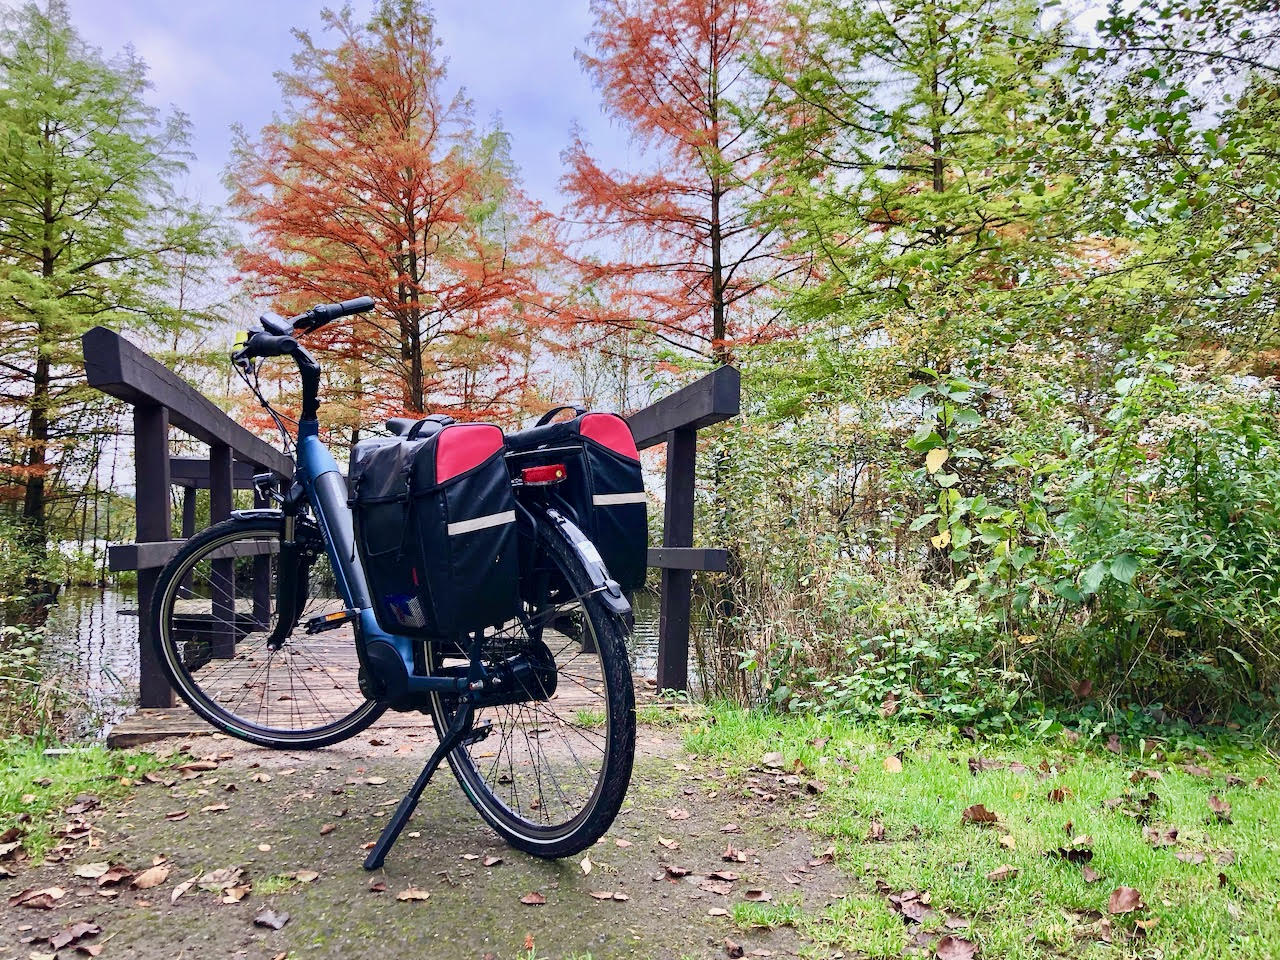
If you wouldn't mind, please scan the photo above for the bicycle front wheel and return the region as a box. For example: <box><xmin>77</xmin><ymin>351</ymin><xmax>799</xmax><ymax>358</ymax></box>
<box><xmin>148</xmin><ymin>517</ymin><xmax>384</xmax><ymax>749</ymax></box>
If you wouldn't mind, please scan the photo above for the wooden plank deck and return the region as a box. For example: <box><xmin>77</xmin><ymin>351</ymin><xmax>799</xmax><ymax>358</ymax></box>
<box><xmin>107</xmin><ymin>617</ymin><xmax>643</xmax><ymax>748</ymax></box>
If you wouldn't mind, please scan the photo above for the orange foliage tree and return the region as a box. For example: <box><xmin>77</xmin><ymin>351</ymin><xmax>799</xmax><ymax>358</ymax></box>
<box><xmin>227</xmin><ymin>0</ymin><xmax>539</xmax><ymax>428</ymax></box>
<box><xmin>560</xmin><ymin>0</ymin><xmax>798</xmax><ymax>364</ymax></box>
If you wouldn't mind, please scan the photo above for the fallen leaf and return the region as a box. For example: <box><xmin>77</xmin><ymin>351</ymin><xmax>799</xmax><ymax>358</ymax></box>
<box><xmin>366</xmin><ymin>777</ymin><xmax>387</xmax><ymax>786</ymax></box>
<box><xmin>396</xmin><ymin>887</ymin><xmax>431</xmax><ymax>902</ymax></box>
<box><xmin>658</xmin><ymin>836</ymin><xmax>679</xmax><ymax>850</ymax></box>
<box><xmin>222</xmin><ymin>884</ymin><xmax>250</xmax><ymax>903</ymax></box>
<box><xmin>986</xmin><ymin>864</ymin><xmax>1018</xmax><ymax>883</ymax></box>
<box><xmin>1175</xmin><ymin>850</ymin><xmax>1206</xmax><ymax>865</ymax></box>
<box><xmin>665</xmin><ymin>865</ymin><xmax>691</xmax><ymax>878</ymax></box>
<box><xmin>293</xmin><ymin>869</ymin><xmax>320</xmax><ymax>883</ymax></box>
<box><xmin>961</xmin><ymin>804</ymin><xmax>998</xmax><ymax>826</ymax></box>
<box><xmin>1047</xmin><ymin>787</ymin><xmax>1071</xmax><ymax>803</ymax></box>
<box><xmin>520</xmin><ymin>891</ymin><xmax>546</xmax><ymax>906</ymax></box>
<box><xmin>999</xmin><ymin>834</ymin><xmax>1016</xmax><ymax>850</ymax></box>
<box><xmin>368</xmin><ymin>878</ymin><xmax>387</xmax><ymax>893</ymax></box>
<box><xmin>171</xmin><ymin>877</ymin><xmax>196</xmax><ymax>903</ymax></box>
<box><xmin>198</xmin><ymin>866</ymin><xmax>244</xmax><ymax>892</ymax></box>
<box><xmin>580</xmin><ymin>854</ymin><xmax>592</xmax><ymax>875</ymax></box>
<box><xmin>666</xmin><ymin>808</ymin><xmax>690</xmax><ymax>821</ymax></box>
<box><xmin>867</xmin><ymin>820</ymin><xmax>886</xmax><ymax>842</ymax></box>
<box><xmin>96</xmin><ymin>865</ymin><xmax>133</xmax><ymax>887</ymax></box>
<box><xmin>483</xmin><ymin>856</ymin><xmax>502</xmax><ymax>868</ymax></box>
<box><xmin>1105</xmin><ymin>734</ymin><xmax>1122</xmax><ymax>755</ymax></box>
<box><xmin>708</xmin><ymin>906</ymin><xmax>729</xmax><ymax>917</ymax></box>
<box><xmin>72</xmin><ymin>862</ymin><xmax>109</xmax><ymax>879</ymax></box>
<box><xmin>725</xmin><ymin>937</ymin><xmax>745</xmax><ymax>958</ymax></box>
<box><xmin>614</xmin><ymin>839</ymin><xmax>633</xmax><ymax>849</ymax></box>
<box><xmin>761</xmin><ymin>752</ymin><xmax>784</xmax><ymax>768</ymax></box>
<box><xmin>935</xmin><ymin>934</ymin><xmax>978</xmax><ymax>960</ymax></box>
<box><xmin>1108</xmin><ymin>886</ymin><xmax>1145</xmax><ymax>915</ymax></box>
<box><xmin>709</xmin><ymin>870</ymin><xmax>739</xmax><ymax>882</ymax></box>
<box><xmin>9</xmin><ymin>887</ymin><xmax>65</xmax><ymax>909</ymax></box>
<box><xmin>200</xmin><ymin>804</ymin><xmax>229</xmax><ymax>813</ymax></box>
<box><xmin>1208</xmin><ymin>794</ymin><xmax>1232</xmax><ymax>823</ymax></box>
<box><xmin>132</xmin><ymin>864</ymin><xmax>170</xmax><ymax>889</ymax></box>
<box><xmin>319</xmin><ymin>823</ymin><xmax>336</xmax><ymax>836</ymax></box>
<box><xmin>743</xmin><ymin>889</ymin><xmax>772</xmax><ymax>902</ymax></box>
<box><xmin>720</xmin><ymin>823</ymin><xmax>742</xmax><ymax>834</ymax></box>
<box><xmin>48</xmin><ymin>920</ymin><xmax>100</xmax><ymax>951</ymax></box>
<box><xmin>1082</xmin><ymin>865</ymin><xmax>1102</xmax><ymax>884</ymax></box>
<box><xmin>883</xmin><ymin>755</ymin><xmax>903</xmax><ymax>773</ymax></box>
<box><xmin>164</xmin><ymin>810</ymin><xmax>188</xmax><ymax>822</ymax></box>
<box><xmin>253</xmin><ymin>907</ymin><xmax>290</xmax><ymax>930</ymax></box>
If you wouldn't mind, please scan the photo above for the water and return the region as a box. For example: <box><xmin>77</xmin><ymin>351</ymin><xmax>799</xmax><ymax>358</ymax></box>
<box><xmin>38</xmin><ymin>585</ymin><xmax>141</xmax><ymax>740</ymax></box>
<box><xmin>38</xmin><ymin>584</ymin><xmax>699</xmax><ymax>741</ymax></box>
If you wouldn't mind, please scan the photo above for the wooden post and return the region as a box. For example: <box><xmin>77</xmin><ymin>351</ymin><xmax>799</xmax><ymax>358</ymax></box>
<box><xmin>209</xmin><ymin>444</ymin><xmax>235</xmax><ymax>658</ymax></box>
<box><xmin>181</xmin><ymin>488</ymin><xmax>196</xmax><ymax>538</ymax></box>
<box><xmin>135</xmin><ymin>405</ymin><xmax>174</xmax><ymax>708</ymax></box>
<box><xmin>657</xmin><ymin>427</ymin><xmax>696</xmax><ymax>691</ymax></box>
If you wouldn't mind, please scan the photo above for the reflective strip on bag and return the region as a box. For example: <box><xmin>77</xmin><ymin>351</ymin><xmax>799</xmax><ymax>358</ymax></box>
<box><xmin>592</xmin><ymin>492</ymin><xmax>647</xmax><ymax>506</ymax></box>
<box><xmin>446</xmin><ymin>510</ymin><xmax>516</xmax><ymax>536</ymax></box>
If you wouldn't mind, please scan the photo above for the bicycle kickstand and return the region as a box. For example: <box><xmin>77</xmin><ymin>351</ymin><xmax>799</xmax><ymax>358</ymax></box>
<box><xmin>363</xmin><ymin>700</ymin><xmax>484</xmax><ymax>871</ymax></box>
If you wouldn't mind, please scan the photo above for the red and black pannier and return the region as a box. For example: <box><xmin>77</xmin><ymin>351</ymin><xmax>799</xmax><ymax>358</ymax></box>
<box><xmin>505</xmin><ymin>407</ymin><xmax>648</xmax><ymax>593</ymax></box>
<box><xmin>349</xmin><ymin>417</ymin><xmax>520</xmax><ymax>639</ymax></box>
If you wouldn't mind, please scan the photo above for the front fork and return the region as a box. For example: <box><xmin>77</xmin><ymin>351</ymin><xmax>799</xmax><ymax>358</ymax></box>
<box><xmin>265</xmin><ymin>485</ymin><xmax>315</xmax><ymax>648</ymax></box>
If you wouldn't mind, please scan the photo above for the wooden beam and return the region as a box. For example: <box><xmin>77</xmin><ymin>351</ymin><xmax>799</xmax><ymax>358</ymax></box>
<box><xmin>170</xmin><ymin>457</ymin><xmax>260</xmax><ymax>489</ymax></box>
<box><xmin>82</xmin><ymin>326</ymin><xmax>293</xmax><ymax>475</ymax></box>
<box><xmin>647</xmin><ymin>547</ymin><xmax>728</xmax><ymax>572</ymax></box>
<box><xmin>109</xmin><ymin>538</ymin><xmax>279</xmax><ymax>572</ymax></box>
<box><xmin>627</xmin><ymin>365</ymin><xmax>740</xmax><ymax>450</ymax></box>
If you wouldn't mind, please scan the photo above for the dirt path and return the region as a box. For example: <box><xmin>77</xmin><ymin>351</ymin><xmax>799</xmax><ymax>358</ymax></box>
<box><xmin>1</xmin><ymin>725</ymin><xmax>847</xmax><ymax>960</ymax></box>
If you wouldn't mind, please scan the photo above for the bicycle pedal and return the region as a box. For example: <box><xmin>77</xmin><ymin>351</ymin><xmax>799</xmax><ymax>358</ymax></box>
<box><xmin>304</xmin><ymin>609</ymin><xmax>354</xmax><ymax>634</ymax></box>
<box><xmin>461</xmin><ymin>720</ymin><xmax>493</xmax><ymax>745</ymax></box>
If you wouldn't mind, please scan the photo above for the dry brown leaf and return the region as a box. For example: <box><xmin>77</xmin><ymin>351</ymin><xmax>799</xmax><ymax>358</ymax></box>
<box><xmin>935</xmin><ymin>935</ymin><xmax>978</xmax><ymax>960</ymax></box>
<box><xmin>725</xmin><ymin>937</ymin><xmax>745</xmax><ymax>958</ymax></box>
<box><xmin>483</xmin><ymin>856</ymin><xmax>502</xmax><ymax>868</ymax></box>
<box><xmin>396</xmin><ymin>887</ymin><xmax>431</xmax><ymax>902</ymax></box>
<box><xmin>743</xmin><ymin>889</ymin><xmax>772</xmax><ymax>902</ymax></box>
<box><xmin>222</xmin><ymin>884</ymin><xmax>250</xmax><ymax>904</ymax></box>
<box><xmin>665</xmin><ymin>807</ymin><xmax>690</xmax><ymax>821</ymax></box>
<box><xmin>658</xmin><ymin>836</ymin><xmax>679</xmax><ymax>850</ymax></box>
<box><xmin>961</xmin><ymin>803</ymin><xmax>998</xmax><ymax>826</ymax></box>
<box><xmin>520</xmin><ymin>891</ymin><xmax>546</xmax><ymax>906</ymax></box>
<box><xmin>48</xmin><ymin>920</ymin><xmax>100</xmax><ymax>951</ymax></box>
<box><xmin>1108</xmin><ymin>886</ymin><xmax>1145</xmax><ymax>914</ymax></box>
<box><xmin>986</xmin><ymin>864</ymin><xmax>1018</xmax><ymax>883</ymax></box>
<box><xmin>96</xmin><ymin>865</ymin><xmax>133</xmax><ymax>887</ymax></box>
<box><xmin>319</xmin><ymin>823</ymin><xmax>336</xmax><ymax>836</ymax></box>
<box><xmin>1208</xmin><ymin>794</ymin><xmax>1232</xmax><ymax>823</ymax></box>
<box><xmin>72</xmin><ymin>862</ymin><xmax>109</xmax><ymax>879</ymax></box>
<box><xmin>131</xmin><ymin>864</ymin><xmax>170</xmax><ymax>889</ymax></box>
<box><xmin>171</xmin><ymin>877</ymin><xmax>196</xmax><ymax>903</ymax></box>
<box><xmin>253</xmin><ymin>907</ymin><xmax>290</xmax><ymax>930</ymax></box>
<box><xmin>883</xmin><ymin>755</ymin><xmax>903</xmax><ymax>773</ymax></box>
<box><xmin>9</xmin><ymin>886</ymin><xmax>65</xmax><ymax>909</ymax></box>
<box><xmin>614</xmin><ymin>839</ymin><xmax>633</xmax><ymax>848</ymax></box>
<box><xmin>293</xmin><ymin>869</ymin><xmax>320</xmax><ymax>883</ymax></box>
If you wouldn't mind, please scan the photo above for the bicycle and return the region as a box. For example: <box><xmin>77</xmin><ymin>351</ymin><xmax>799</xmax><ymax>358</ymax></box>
<box><xmin>147</xmin><ymin>296</ymin><xmax>636</xmax><ymax>868</ymax></box>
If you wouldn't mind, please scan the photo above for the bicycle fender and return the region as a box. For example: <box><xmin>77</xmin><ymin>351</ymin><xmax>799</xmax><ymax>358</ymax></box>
<box><xmin>541</xmin><ymin>507</ymin><xmax>632</xmax><ymax>618</ymax></box>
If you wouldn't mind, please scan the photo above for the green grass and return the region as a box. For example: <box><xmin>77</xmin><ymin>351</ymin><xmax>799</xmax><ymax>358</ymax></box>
<box><xmin>255</xmin><ymin>873</ymin><xmax>300</xmax><ymax>894</ymax></box>
<box><xmin>686</xmin><ymin>704</ymin><xmax>1280</xmax><ymax>960</ymax></box>
<box><xmin>573</xmin><ymin>708</ymin><xmax>607</xmax><ymax>728</ymax></box>
<box><xmin>0</xmin><ymin>738</ymin><xmax>168</xmax><ymax>860</ymax></box>
<box><xmin>731</xmin><ymin>894</ymin><xmax>804</xmax><ymax>929</ymax></box>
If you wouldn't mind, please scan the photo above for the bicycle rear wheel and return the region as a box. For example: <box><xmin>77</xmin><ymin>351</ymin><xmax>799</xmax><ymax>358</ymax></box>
<box><xmin>427</xmin><ymin>517</ymin><xmax>636</xmax><ymax>858</ymax></box>
<box><xmin>148</xmin><ymin>517</ymin><xmax>384</xmax><ymax>749</ymax></box>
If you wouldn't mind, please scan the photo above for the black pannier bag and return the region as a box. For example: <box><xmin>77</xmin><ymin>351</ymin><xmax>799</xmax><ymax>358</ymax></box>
<box><xmin>506</xmin><ymin>407</ymin><xmax>648</xmax><ymax>593</ymax></box>
<box><xmin>349</xmin><ymin>417</ymin><xmax>520</xmax><ymax>641</ymax></box>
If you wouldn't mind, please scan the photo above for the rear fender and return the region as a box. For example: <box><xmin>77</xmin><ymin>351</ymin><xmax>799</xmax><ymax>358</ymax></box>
<box><xmin>537</xmin><ymin>506</ymin><xmax>631</xmax><ymax>618</ymax></box>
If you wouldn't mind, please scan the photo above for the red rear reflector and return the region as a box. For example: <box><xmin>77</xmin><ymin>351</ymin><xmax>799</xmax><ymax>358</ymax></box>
<box><xmin>521</xmin><ymin>464</ymin><xmax>568</xmax><ymax>486</ymax></box>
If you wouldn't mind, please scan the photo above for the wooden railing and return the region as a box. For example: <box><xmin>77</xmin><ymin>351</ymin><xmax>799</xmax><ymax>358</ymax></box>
<box><xmin>82</xmin><ymin>327</ymin><xmax>292</xmax><ymax>707</ymax></box>
<box><xmin>626</xmin><ymin>365</ymin><xmax>739</xmax><ymax>690</ymax></box>
<box><xmin>82</xmin><ymin>326</ymin><xmax>739</xmax><ymax>706</ymax></box>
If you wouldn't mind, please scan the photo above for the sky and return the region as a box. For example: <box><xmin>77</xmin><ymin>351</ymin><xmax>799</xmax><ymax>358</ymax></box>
<box><xmin>51</xmin><ymin>0</ymin><xmax>632</xmax><ymax>215</ymax></box>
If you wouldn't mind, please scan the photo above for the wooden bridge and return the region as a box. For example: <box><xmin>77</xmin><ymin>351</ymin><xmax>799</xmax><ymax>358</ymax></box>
<box><xmin>81</xmin><ymin>326</ymin><xmax>738</xmax><ymax>742</ymax></box>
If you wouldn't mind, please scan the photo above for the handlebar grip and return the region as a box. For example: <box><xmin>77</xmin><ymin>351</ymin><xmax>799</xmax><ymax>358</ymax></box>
<box><xmin>310</xmin><ymin>296</ymin><xmax>376</xmax><ymax>323</ymax></box>
<box><xmin>236</xmin><ymin>332</ymin><xmax>298</xmax><ymax>360</ymax></box>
